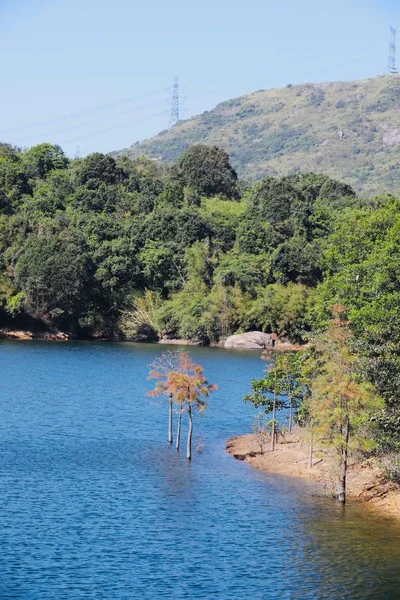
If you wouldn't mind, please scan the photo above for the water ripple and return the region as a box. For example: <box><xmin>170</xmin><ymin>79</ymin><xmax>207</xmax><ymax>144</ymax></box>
<box><xmin>0</xmin><ymin>341</ymin><xmax>399</xmax><ymax>599</ymax></box>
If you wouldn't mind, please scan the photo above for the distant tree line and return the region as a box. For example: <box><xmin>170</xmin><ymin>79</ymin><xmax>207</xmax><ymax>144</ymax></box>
<box><xmin>0</xmin><ymin>141</ymin><xmax>357</xmax><ymax>343</ymax></box>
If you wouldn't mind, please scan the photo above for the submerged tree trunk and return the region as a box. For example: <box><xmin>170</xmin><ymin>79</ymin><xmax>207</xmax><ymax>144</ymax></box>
<box><xmin>176</xmin><ymin>409</ymin><xmax>182</xmax><ymax>451</ymax></box>
<box><xmin>186</xmin><ymin>403</ymin><xmax>193</xmax><ymax>460</ymax></box>
<box><xmin>271</xmin><ymin>390</ymin><xmax>277</xmax><ymax>452</ymax></box>
<box><xmin>168</xmin><ymin>394</ymin><xmax>173</xmax><ymax>445</ymax></box>
<box><xmin>337</xmin><ymin>415</ymin><xmax>350</xmax><ymax>504</ymax></box>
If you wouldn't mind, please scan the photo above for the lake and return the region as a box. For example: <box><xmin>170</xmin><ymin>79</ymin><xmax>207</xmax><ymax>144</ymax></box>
<box><xmin>0</xmin><ymin>341</ymin><xmax>399</xmax><ymax>599</ymax></box>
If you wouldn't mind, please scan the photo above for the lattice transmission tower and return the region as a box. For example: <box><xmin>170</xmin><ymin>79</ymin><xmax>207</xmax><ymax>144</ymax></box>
<box><xmin>169</xmin><ymin>77</ymin><xmax>180</xmax><ymax>127</ymax></box>
<box><xmin>389</xmin><ymin>25</ymin><xmax>398</xmax><ymax>74</ymax></box>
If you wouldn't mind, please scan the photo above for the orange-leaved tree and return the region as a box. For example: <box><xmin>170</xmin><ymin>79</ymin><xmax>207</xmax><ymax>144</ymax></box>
<box><xmin>148</xmin><ymin>351</ymin><xmax>187</xmax><ymax>445</ymax></box>
<box><xmin>166</xmin><ymin>357</ymin><xmax>217</xmax><ymax>460</ymax></box>
<box><xmin>169</xmin><ymin>353</ymin><xmax>193</xmax><ymax>451</ymax></box>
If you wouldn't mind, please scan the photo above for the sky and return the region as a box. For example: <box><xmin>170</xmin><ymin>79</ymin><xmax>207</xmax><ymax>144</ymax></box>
<box><xmin>0</xmin><ymin>0</ymin><xmax>399</xmax><ymax>157</ymax></box>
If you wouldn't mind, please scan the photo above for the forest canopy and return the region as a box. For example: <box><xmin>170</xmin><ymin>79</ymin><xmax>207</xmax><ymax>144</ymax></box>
<box><xmin>0</xmin><ymin>141</ymin><xmax>364</xmax><ymax>344</ymax></box>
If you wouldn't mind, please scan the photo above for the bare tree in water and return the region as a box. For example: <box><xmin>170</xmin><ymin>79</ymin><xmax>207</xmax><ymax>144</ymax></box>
<box><xmin>148</xmin><ymin>351</ymin><xmax>216</xmax><ymax>460</ymax></box>
<box><xmin>167</xmin><ymin>356</ymin><xmax>216</xmax><ymax>460</ymax></box>
<box><xmin>148</xmin><ymin>351</ymin><xmax>185</xmax><ymax>445</ymax></box>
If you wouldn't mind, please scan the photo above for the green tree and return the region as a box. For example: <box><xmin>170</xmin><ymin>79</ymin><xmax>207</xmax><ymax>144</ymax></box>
<box><xmin>317</xmin><ymin>199</ymin><xmax>400</xmax><ymax>448</ymax></box>
<box><xmin>245</xmin><ymin>283</ymin><xmax>316</xmax><ymax>342</ymax></box>
<box><xmin>308</xmin><ymin>315</ymin><xmax>383</xmax><ymax>503</ymax></box>
<box><xmin>14</xmin><ymin>231</ymin><xmax>92</xmax><ymax>330</ymax></box>
<box><xmin>276</xmin><ymin>353</ymin><xmax>302</xmax><ymax>433</ymax></box>
<box><xmin>215</xmin><ymin>251</ymin><xmax>269</xmax><ymax>290</ymax></box>
<box><xmin>22</xmin><ymin>143</ymin><xmax>68</xmax><ymax>179</ymax></box>
<box><xmin>244</xmin><ymin>361</ymin><xmax>287</xmax><ymax>451</ymax></box>
<box><xmin>120</xmin><ymin>291</ymin><xmax>163</xmax><ymax>341</ymax></box>
<box><xmin>0</xmin><ymin>159</ymin><xmax>31</xmax><ymax>210</ymax></box>
<box><xmin>73</xmin><ymin>152</ymin><xmax>124</xmax><ymax>187</ymax></box>
<box><xmin>247</xmin><ymin>177</ymin><xmax>302</xmax><ymax>229</ymax></box>
<box><xmin>179</xmin><ymin>145</ymin><xmax>239</xmax><ymax>200</ymax></box>
<box><xmin>271</xmin><ymin>238</ymin><xmax>322</xmax><ymax>285</ymax></box>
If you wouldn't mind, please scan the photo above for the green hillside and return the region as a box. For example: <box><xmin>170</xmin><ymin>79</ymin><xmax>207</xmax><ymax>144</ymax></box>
<box><xmin>116</xmin><ymin>75</ymin><xmax>400</xmax><ymax>195</ymax></box>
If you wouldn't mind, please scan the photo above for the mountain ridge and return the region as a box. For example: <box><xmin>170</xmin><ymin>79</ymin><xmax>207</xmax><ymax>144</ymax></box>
<box><xmin>114</xmin><ymin>75</ymin><xmax>400</xmax><ymax>195</ymax></box>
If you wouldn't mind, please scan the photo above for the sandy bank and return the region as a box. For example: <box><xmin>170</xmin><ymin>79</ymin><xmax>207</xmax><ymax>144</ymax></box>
<box><xmin>0</xmin><ymin>328</ymin><xmax>70</xmax><ymax>341</ymax></box>
<box><xmin>226</xmin><ymin>432</ymin><xmax>400</xmax><ymax>519</ymax></box>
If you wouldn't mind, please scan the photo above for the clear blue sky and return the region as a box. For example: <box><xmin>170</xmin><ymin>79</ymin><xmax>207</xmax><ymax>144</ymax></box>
<box><xmin>0</xmin><ymin>0</ymin><xmax>399</xmax><ymax>157</ymax></box>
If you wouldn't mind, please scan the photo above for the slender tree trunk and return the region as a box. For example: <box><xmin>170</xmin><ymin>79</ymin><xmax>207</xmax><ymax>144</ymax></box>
<box><xmin>308</xmin><ymin>423</ymin><xmax>313</xmax><ymax>468</ymax></box>
<box><xmin>186</xmin><ymin>403</ymin><xmax>193</xmax><ymax>460</ymax></box>
<box><xmin>271</xmin><ymin>388</ymin><xmax>276</xmax><ymax>452</ymax></box>
<box><xmin>286</xmin><ymin>376</ymin><xmax>293</xmax><ymax>434</ymax></box>
<box><xmin>337</xmin><ymin>415</ymin><xmax>350</xmax><ymax>504</ymax></box>
<box><xmin>168</xmin><ymin>394</ymin><xmax>173</xmax><ymax>445</ymax></box>
<box><xmin>176</xmin><ymin>409</ymin><xmax>182</xmax><ymax>451</ymax></box>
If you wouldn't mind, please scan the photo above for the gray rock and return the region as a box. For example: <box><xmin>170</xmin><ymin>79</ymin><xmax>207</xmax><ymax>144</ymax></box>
<box><xmin>224</xmin><ymin>331</ymin><xmax>274</xmax><ymax>350</ymax></box>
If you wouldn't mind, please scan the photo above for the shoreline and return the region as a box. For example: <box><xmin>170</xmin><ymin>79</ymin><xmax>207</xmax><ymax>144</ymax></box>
<box><xmin>226</xmin><ymin>432</ymin><xmax>400</xmax><ymax>519</ymax></box>
<box><xmin>0</xmin><ymin>328</ymin><xmax>303</xmax><ymax>351</ymax></box>
<box><xmin>0</xmin><ymin>328</ymin><xmax>71</xmax><ymax>341</ymax></box>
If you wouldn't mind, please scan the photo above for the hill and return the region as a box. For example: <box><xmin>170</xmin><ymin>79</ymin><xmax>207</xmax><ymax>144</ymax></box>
<box><xmin>115</xmin><ymin>75</ymin><xmax>400</xmax><ymax>196</ymax></box>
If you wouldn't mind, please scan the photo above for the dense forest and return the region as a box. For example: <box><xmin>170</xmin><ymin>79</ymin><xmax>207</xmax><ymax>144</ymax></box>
<box><xmin>0</xmin><ymin>140</ymin><xmax>360</xmax><ymax>342</ymax></box>
<box><xmin>0</xmin><ymin>141</ymin><xmax>399</xmax><ymax>459</ymax></box>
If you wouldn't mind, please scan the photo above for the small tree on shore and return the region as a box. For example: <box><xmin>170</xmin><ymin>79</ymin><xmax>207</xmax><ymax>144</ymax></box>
<box><xmin>295</xmin><ymin>346</ymin><xmax>322</xmax><ymax>468</ymax></box>
<box><xmin>275</xmin><ymin>353</ymin><xmax>302</xmax><ymax>433</ymax></box>
<box><xmin>244</xmin><ymin>362</ymin><xmax>287</xmax><ymax>451</ymax></box>
<box><xmin>308</xmin><ymin>314</ymin><xmax>383</xmax><ymax>503</ymax></box>
<box><xmin>253</xmin><ymin>412</ymin><xmax>271</xmax><ymax>454</ymax></box>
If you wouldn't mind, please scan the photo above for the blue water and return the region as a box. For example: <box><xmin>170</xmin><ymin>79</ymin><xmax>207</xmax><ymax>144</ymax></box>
<box><xmin>0</xmin><ymin>341</ymin><xmax>399</xmax><ymax>600</ymax></box>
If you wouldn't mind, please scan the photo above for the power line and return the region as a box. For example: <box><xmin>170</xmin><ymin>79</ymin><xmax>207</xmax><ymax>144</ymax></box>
<box><xmin>0</xmin><ymin>86</ymin><xmax>172</xmax><ymax>136</ymax></box>
<box><xmin>58</xmin><ymin>109</ymin><xmax>170</xmax><ymax>146</ymax></box>
<box><xmin>14</xmin><ymin>96</ymin><xmax>170</xmax><ymax>145</ymax></box>
<box><xmin>60</xmin><ymin>101</ymin><xmax>213</xmax><ymax>148</ymax></box>
<box><xmin>6</xmin><ymin>81</ymin><xmax>201</xmax><ymax>151</ymax></box>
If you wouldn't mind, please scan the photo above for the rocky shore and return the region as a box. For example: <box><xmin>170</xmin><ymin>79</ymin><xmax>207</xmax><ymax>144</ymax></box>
<box><xmin>0</xmin><ymin>328</ymin><xmax>304</xmax><ymax>350</ymax></box>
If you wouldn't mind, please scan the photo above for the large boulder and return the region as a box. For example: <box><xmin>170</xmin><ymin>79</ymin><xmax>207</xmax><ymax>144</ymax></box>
<box><xmin>224</xmin><ymin>331</ymin><xmax>274</xmax><ymax>350</ymax></box>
